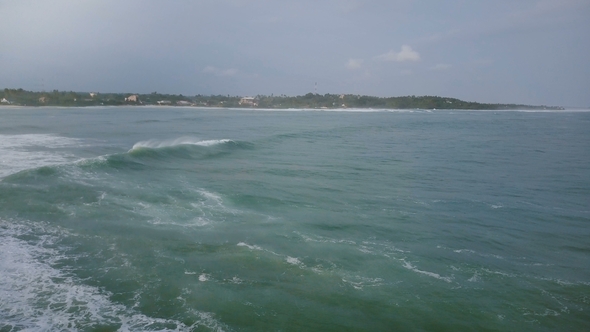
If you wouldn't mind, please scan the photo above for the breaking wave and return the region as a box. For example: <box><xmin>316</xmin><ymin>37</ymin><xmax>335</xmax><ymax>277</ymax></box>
<box><xmin>0</xmin><ymin>134</ymin><xmax>82</xmax><ymax>178</ymax></box>
<box><xmin>131</xmin><ymin>137</ymin><xmax>235</xmax><ymax>151</ymax></box>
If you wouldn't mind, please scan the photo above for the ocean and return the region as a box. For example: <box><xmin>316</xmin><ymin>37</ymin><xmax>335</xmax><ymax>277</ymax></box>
<box><xmin>0</xmin><ymin>107</ymin><xmax>589</xmax><ymax>331</ymax></box>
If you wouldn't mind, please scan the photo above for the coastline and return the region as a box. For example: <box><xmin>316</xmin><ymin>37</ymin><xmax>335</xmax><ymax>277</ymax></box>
<box><xmin>1</xmin><ymin>104</ymin><xmax>585</xmax><ymax>112</ymax></box>
<box><xmin>1</xmin><ymin>89</ymin><xmax>566</xmax><ymax>110</ymax></box>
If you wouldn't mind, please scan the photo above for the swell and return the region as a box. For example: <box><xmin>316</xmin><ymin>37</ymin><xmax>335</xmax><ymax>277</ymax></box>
<box><xmin>1</xmin><ymin>138</ymin><xmax>253</xmax><ymax>180</ymax></box>
<box><xmin>122</xmin><ymin>138</ymin><xmax>253</xmax><ymax>167</ymax></box>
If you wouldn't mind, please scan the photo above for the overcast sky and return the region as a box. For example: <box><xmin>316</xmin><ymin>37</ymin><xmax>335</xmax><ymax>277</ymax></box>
<box><xmin>1</xmin><ymin>0</ymin><xmax>588</xmax><ymax>106</ymax></box>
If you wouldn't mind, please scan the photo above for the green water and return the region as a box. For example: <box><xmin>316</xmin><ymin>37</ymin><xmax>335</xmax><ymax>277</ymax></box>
<box><xmin>1</xmin><ymin>107</ymin><xmax>589</xmax><ymax>331</ymax></box>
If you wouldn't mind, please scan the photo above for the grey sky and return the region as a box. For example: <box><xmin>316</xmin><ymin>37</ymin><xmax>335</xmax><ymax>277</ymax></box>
<box><xmin>1</xmin><ymin>0</ymin><xmax>588</xmax><ymax>106</ymax></box>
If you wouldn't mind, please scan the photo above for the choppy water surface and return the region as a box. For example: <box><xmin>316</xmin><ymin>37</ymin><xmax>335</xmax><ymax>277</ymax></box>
<box><xmin>1</xmin><ymin>107</ymin><xmax>589</xmax><ymax>331</ymax></box>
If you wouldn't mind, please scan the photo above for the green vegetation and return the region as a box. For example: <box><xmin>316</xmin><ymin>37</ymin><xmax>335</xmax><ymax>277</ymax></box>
<box><xmin>0</xmin><ymin>88</ymin><xmax>564</xmax><ymax>110</ymax></box>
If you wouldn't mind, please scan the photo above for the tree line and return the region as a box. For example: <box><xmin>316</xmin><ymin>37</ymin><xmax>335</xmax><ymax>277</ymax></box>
<box><xmin>0</xmin><ymin>88</ymin><xmax>563</xmax><ymax>110</ymax></box>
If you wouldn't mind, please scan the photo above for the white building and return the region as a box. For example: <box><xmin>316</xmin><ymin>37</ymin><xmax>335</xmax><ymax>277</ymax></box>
<box><xmin>125</xmin><ymin>95</ymin><xmax>139</xmax><ymax>102</ymax></box>
<box><xmin>239</xmin><ymin>97</ymin><xmax>257</xmax><ymax>106</ymax></box>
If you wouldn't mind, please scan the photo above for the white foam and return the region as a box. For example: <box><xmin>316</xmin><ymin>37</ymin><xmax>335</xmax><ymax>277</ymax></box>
<box><xmin>341</xmin><ymin>276</ymin><xmax>385</xmax><ymax>290</ymax></box>
<box><xmin>237</xmin><ymin>242</ymin><xmax>263</xmax><ymax>251</ymax></box>
<box><xmin>138</xmin><ymin>188</ymin><xmax>229</xmax><ymax>228</ymax></box>
<box><xmin>358</xmin><ymin>246</ymin><xmax>374</xmax><ymax>254</ymax></box>
<box><xmin>192</xmin><ymin>217</ymin><xmax>212</xmax><ymax>227</ymax></box>
<box><xmin>199</xmin><ymin>274</ymin><xmax>209</xmax><ymax>282</ymax></box>
<box><xmin>0</xmin><ymin>219</ymin><xmax>225</xmax><ymax>331</ymax></box>
<box><xmin>195</xmin><ymin>139</ymin><xmax>233</xmax><ymax>147</ymax></box>
<box><xmin>190</xmin><ymin>188</ymin><xmax>240</xmax><ymax>217</ymax></box>
<box><xmin>229</xmin><ymin>277</ymin><xmax>243</xmax><ymax>284</ymax></box>
<box><xmin>294</xmin><ymin>232</ymin><xmax>407</xmax><ymax>262</ymax></box>
<box><xmin>468</xmin><ymin>272</ymin><xmax>480</xmax><ymax>282</ymax></box>
<box><xmin>402</xmin><ymin>261</ymin><xmax>453</xmax><ymax>283</ymax></box>
<box><xmin>311</xmin><ymin>266</ymin><xmax>325</xmax><ymax>274</ymax></box>
<box><xmin>197</xmin><ymin>189</ymin><xmax>224</xmax><ymax>205</ymax></box>
<box><xmin>75</xmin><ymin>154</ymin><xmax>108</xmax><ymax>167</ymax></box>
<box><xmin>362</xmin><ymin>241</ymin><xmax>408</xmax><ymax>254</ymax></box>
<box><xmin>447</xmin><ymin>247</ymin><xmax>504</xmax><ymax>260</ymax></box>
<box><xmin>148</xmin><ymin>216</ymin><xmax>214</xmax><ymax>229</ymax></box>
<box><xmin>286</xmin><ymin>256</ymin><xmax>304</xmax><ymax>267</ymax></box>
<box><xmin>522</xmin><ymin>308</ymin><xmax>560</xmax><ymax>317</ymax></box>
<box><xmin>293</xmin><ymin>231</ymin><xmax>356</xmax><ymax>245</ymax></box>
<box><xmin>342</xmin><ymin>279</ymin><xmax>364</xmax><ymax>290</ymax></box>
<box><xmin>130</xmin><ymin>137</ymin><xmax>233</xmax><ymax>151</ymax></box>
<box><xmin>481</xmin><ymin>268</ymin><xmax>515</xmax><ymax>278</ymax></box>
<box><xmin>535</xmin><ymin>276</ymin><xmax>579</xmax><ymax>286</ymax></box>
<box><xmin>137</xmin><ymin>202</ymin><xmax>151</xmax><ymax>209</ymax></box>
<box><xmin>453</xmin><ymin>249</ymin><xmax>476</xmax><ymax>254</ymax></box>
<box><xmin>0</xmin><ymin>134</ymin><xmax>82</xmax><ymax>178</ymax></box>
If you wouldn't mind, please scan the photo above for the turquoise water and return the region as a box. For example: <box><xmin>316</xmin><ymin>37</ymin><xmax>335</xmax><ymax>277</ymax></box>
<box><xmin>1</xmin><ymin>107</ymin><xmax>589</xmax><ymax>331</ymax></box>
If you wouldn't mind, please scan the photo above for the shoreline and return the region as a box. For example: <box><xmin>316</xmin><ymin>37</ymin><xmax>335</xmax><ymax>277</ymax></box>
<box><xmin>1</xmin><ymin>89</ymin><xmax>567</xmax><ymax>110</ymax></box>
<box><xmin>1</xmin><ymin>105</ymin><xmax>587</xmax><ymax>112</ymax></box>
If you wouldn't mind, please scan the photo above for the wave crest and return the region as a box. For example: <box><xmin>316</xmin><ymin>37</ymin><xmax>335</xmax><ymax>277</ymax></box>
<box><xmin>131</xmin><ymin>137</ymin><xmax>233</xmax><ymax>151</ymax></box>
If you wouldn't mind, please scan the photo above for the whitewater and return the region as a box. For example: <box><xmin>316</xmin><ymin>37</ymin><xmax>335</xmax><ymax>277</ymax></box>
<box><xmin>0</xmin><ymin>107</ymin><xmax>589</xmax><ymax>331</ymax></box>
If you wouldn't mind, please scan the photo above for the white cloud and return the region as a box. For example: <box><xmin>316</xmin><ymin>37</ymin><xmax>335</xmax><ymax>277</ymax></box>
<box><xmin>202</xmin><ymin>66</ymin><xmax>238</xmax><ymax>77</ymax></box>
<box><xmin>346</xmin><ymin>58</ymin><xmax>363</xmax><ymax>69</ymax></box>
<box><xmin>430</xmin><ymin>63</ymin><xmax>452</xmax><ymax>70</ymax></box>
<box><xmin>376</xmin><ymin>45</ymin><xmax>421</xmax><ymax>62</ymax></box>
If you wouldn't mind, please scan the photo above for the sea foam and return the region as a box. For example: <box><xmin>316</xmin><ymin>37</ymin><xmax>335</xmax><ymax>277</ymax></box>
<box><xmin>130</xmin><ymin>137</ymin><xmax>233</xmax><ymax>151</ymax></box>
<box><xmin>402</xmin><ymin>261</ymin><xmax>453</xmax><ymax>283</ymax></box>
<box><xmin>0</xmin><ymin>134</ymin><xmax>81</xmax><ymax>178</ymax></box>
<box><xmin>0</xmin><ymin>219</ymin><xmax>225</xmax><ymax>331</ymax></box>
